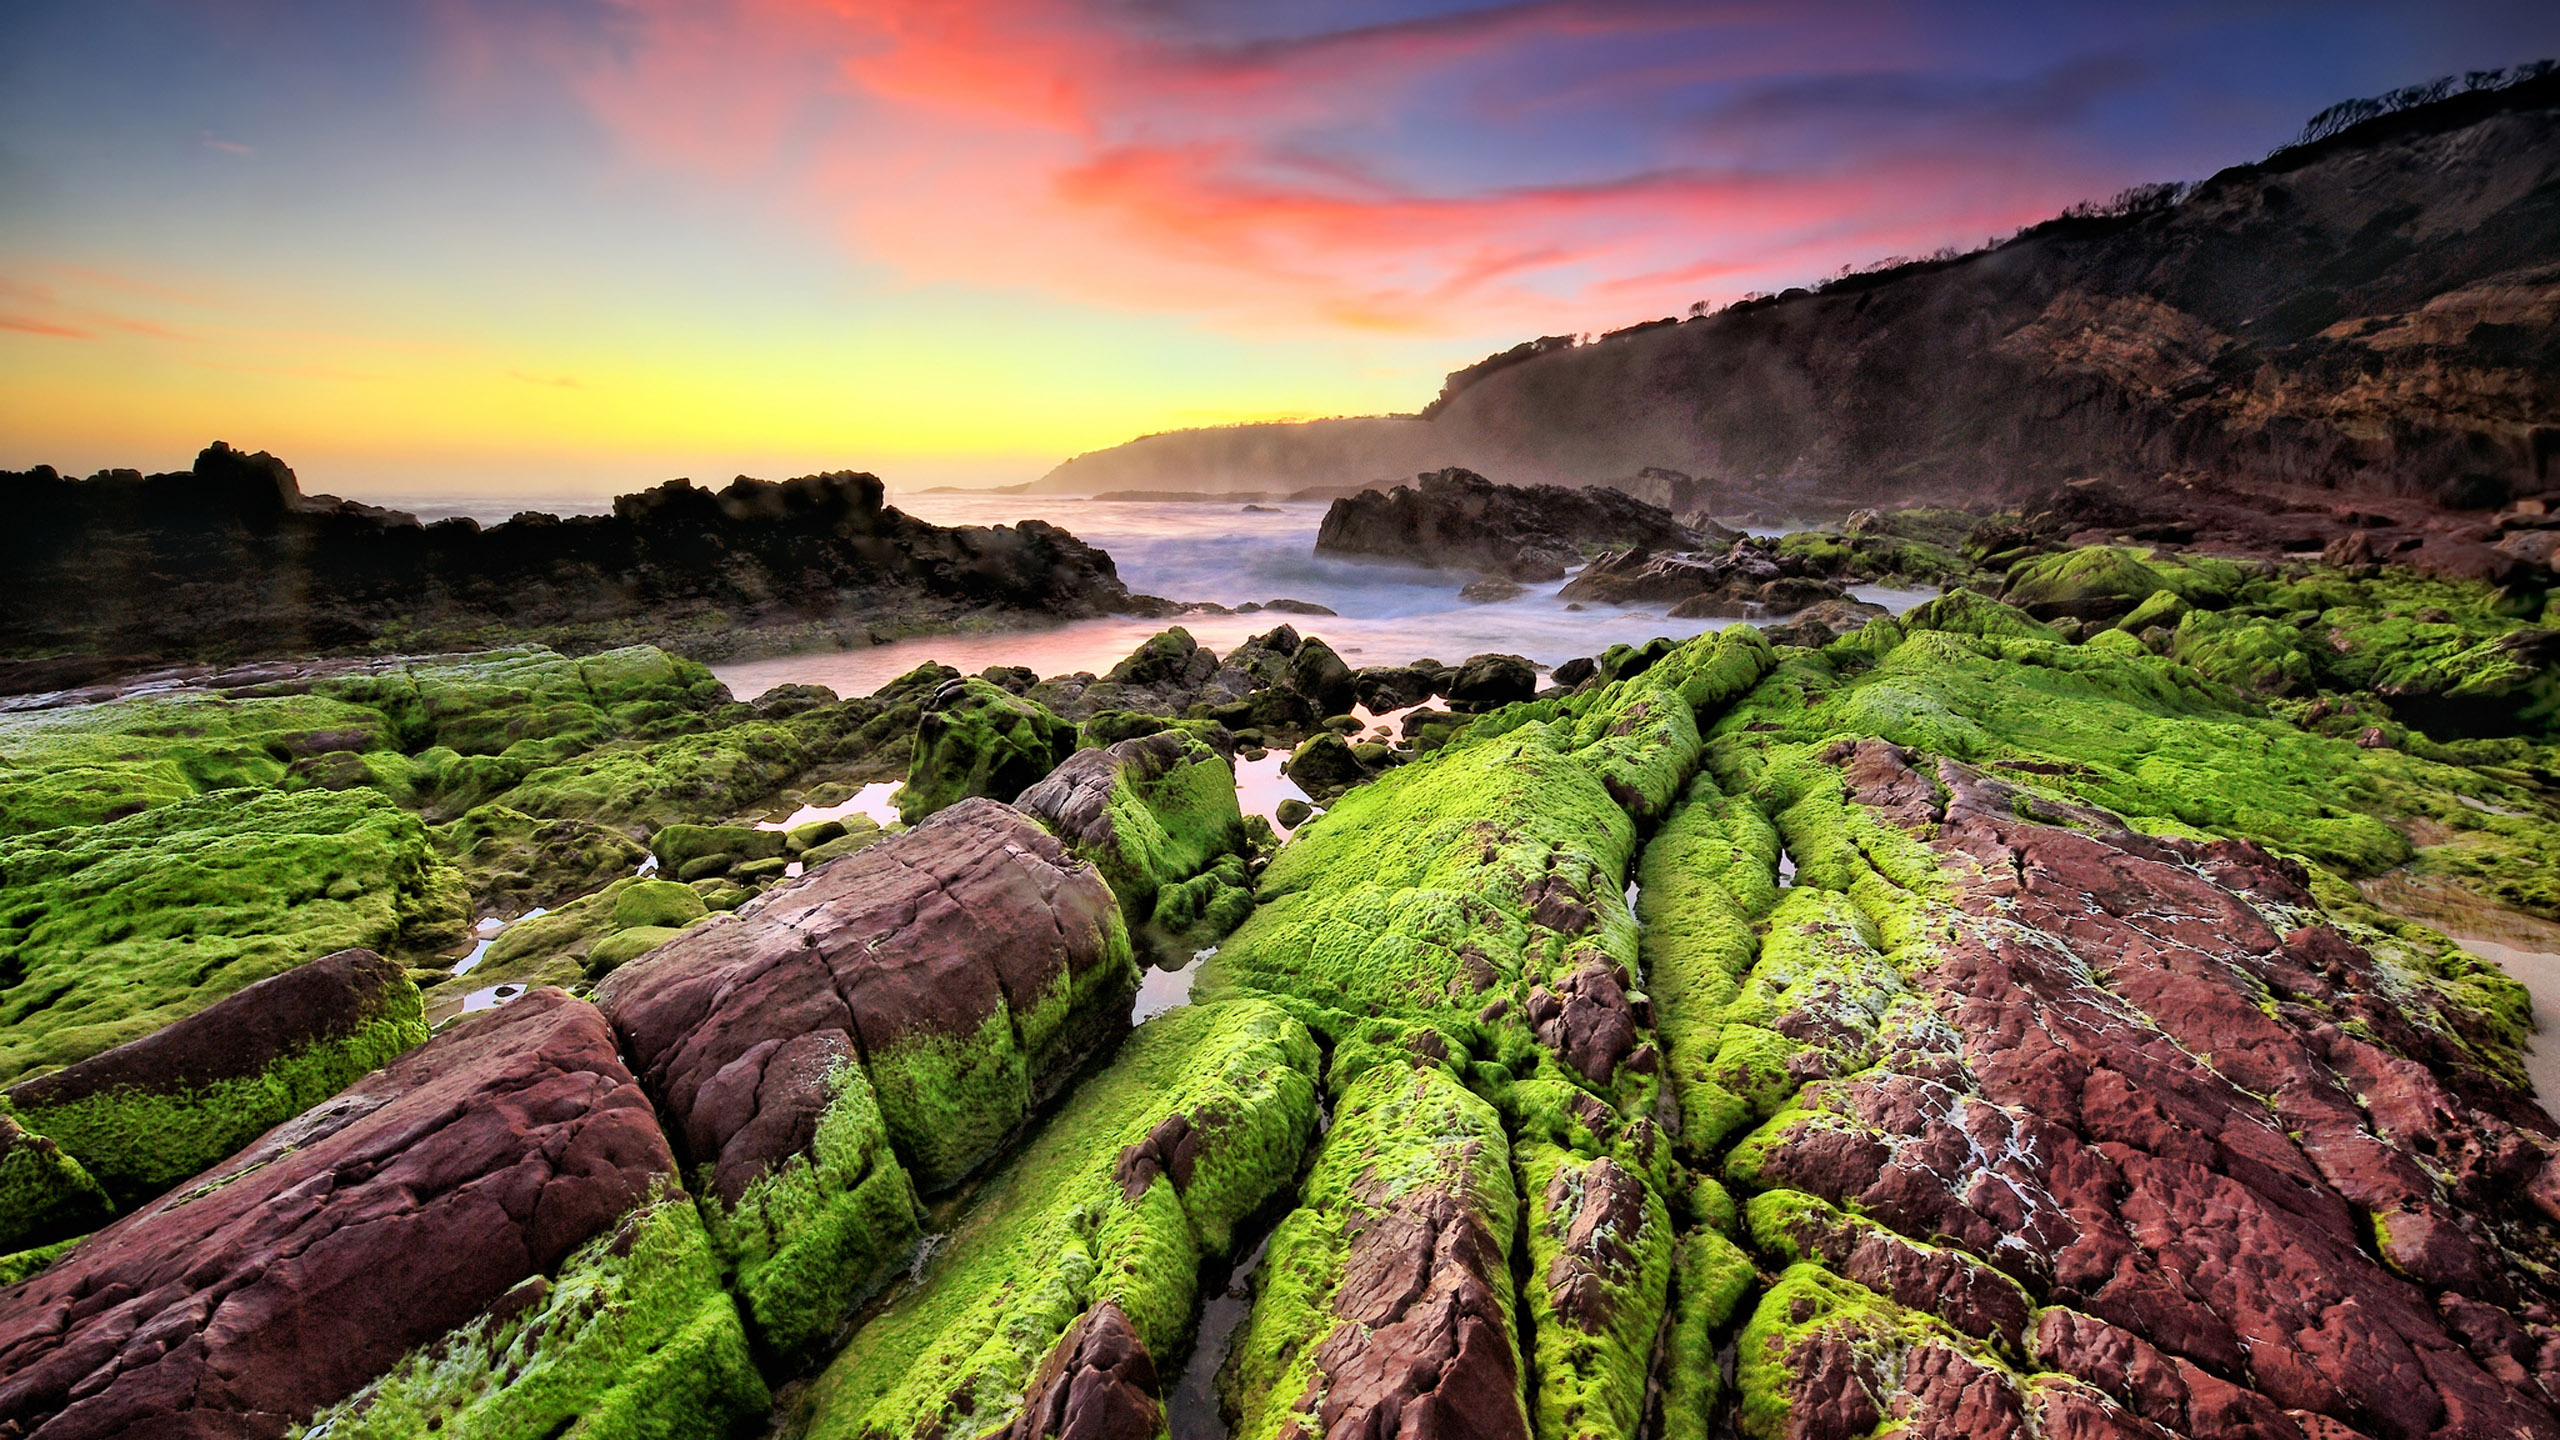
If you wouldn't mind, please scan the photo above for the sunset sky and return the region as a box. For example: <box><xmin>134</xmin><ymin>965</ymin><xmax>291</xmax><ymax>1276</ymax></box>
<box><xmin>4</xmin><ymin>1</ymin><xmax>2555</xmax><ymax>500</ymax></box>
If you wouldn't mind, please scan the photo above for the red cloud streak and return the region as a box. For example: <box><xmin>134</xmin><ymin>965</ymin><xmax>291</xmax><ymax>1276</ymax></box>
<box><xmin>579</xmin><ymin>0</ymin><xmax>2119</xmax><ymax>335</ymax></box>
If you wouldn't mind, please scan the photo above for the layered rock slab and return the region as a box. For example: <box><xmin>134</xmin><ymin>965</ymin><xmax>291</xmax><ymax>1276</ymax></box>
<box><xmin>803</xmin><ymin>999</ymin><xmax>1320</xmax><ymax>1440</ymax></box>
<box><xmin>5</xmin><ymin>947</ymin><xmax>426</xmax><ymax>1204</ymax></box>
<box><xmin>0</xmin><ymin>986</ymin><xmax>762</xmax><ymax>1440</ymax></box>
<box><xmin>1712</xmin><ymin>740</ymin><xmax>2560</xmax><ymax>1439</ymax></box>
<box><xmin>598</xmin><ymin>797</ymin><xmax>1137</xmax><ymax>1352</ymax></box>
<box><xmin>1220</xmin><ymin>1062</ymin><xmax>1529</xmax><ymax>1440</ymax></box>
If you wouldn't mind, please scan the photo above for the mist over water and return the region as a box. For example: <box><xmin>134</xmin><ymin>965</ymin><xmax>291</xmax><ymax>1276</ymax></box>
<box><xmin>708</xmin><ymin>495</ymin><xmax>1933</xmax><ymax>701</ymax></box>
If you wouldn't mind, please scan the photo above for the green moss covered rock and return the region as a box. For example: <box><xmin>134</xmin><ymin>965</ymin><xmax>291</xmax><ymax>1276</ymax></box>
<box><xmin>901</xmin><ymin>677</ymin><xmax>1080</xmax><ymax>823</ymax></box>
<box><xmin>1015</xmin><ymin>730</ymin><xmax>1252</xmax><ymax>947</ymax></box>
<box><xmin>805</xmin><ymin>999</ymin><xmax>1320</xmax><ymax>1440</ymax></box>
<box><xmin>6</xmin><ymin>947</ymin><xmax>427</xmax><ymax>1203</ymax></box>
<box><xmin>0</xmin><ymin>1113</ymin><xmax>110</xmax><ymax>1253</ymax></box>
<box><xmin>0</xmin><ymin>788</ymin><xmax>465</xmax><ymax>1084</ymax></box>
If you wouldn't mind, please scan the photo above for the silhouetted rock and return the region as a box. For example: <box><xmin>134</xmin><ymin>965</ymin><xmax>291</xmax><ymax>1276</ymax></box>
<box><xmin>0</xmin><ymin>444</ymin><xmax>1135</xmax><ymax>666</ymax></box>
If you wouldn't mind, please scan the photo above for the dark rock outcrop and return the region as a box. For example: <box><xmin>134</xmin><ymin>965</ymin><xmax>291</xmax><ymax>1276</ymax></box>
<box><xmin>1316</xmin><ymin>468</ymin><xmax>1692</xmax><ymax>580</ymax></box>
<box><xmin>0</xmin><ymin>987</ymin><xmax>762</xmax><ymax>1440</ymax></box>
<box><xmin>0</xmin><ymin>444</ymin><xmax>1134</xmax><ymax>664</ymax></box>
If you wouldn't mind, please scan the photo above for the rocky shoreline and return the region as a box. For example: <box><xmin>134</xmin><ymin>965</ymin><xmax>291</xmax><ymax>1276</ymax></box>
<box><xmin>7</xmin><ymin>495</ymin><xmax>2560</xmax><ymax>1437</ymax></box>
<box><xmin>0</xmin><ymin>443</ymin><xmax>1148</xmax><ymax>673</ymax></box>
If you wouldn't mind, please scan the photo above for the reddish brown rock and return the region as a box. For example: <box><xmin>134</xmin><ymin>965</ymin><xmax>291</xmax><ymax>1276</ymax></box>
<box><xmin>1002</xmin><ymin>1302</ymin><xmax>1163</xmax><ymax>1440</ymax></box>
<box><xmin>0</xmin><ymin>988</ymin><xmax>676</xmax><ymax>1440</ymax></box>
<box><xmin>6</xmin><ymin>948</ymin><xmax>424</xmax><ymax>1201</ymax></box>
<box><xmin>1733</xmin><ymin>741</ymin><xmax>2560</xmax><ymax>1440</ymax></box>
<box><xmin>598</xmin><ymin>796</ymin><xmax>1135</xmax><ymax>1193</ymax></box>
<box><xmin>1304</xmin><ymin>1188</ymin><xmax>1528</xmax><ymax>1440</ymax></box>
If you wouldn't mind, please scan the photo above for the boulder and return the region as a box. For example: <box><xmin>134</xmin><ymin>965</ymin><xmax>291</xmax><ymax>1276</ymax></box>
<box><xmin>1285</xmin><ymin>733</ymin><xmax>1367</xmax><ymax>800</ymax></box>
<box><xmin>1556</xmin><ymin>547</ymin><xmax>1724</xmax><ymax>605</ymax></box>
<box><xmin>1448</xmin><ymin>653</ymin><xmax>1537</xmax><ymax>710</ymax></box>
<box><xmin>1290</xmin><ymin>637</ymin><xmax>1358</xmax><ymax>717</ymax></box>
<box><xmin>1315</xmin><ymin>469</ymin><xmax>1692</xmax><ymax>580</ymax></box>
<box><xmin>901</xmin><ymin>677</ymin><xmax>1081</xmax><ymax>823</ymax></box>
<box><xmin>1761</xmin><ymin>596</ymin><xmax>1891</xmax><ymax>648</ymax></box>
<box><xmin>648</xmin><ymin>823</ymin><xmax>787</xmax><ymax>876</ymax></box>
<box><xmin>1015</xmin><ymin>730</ymin><xmax>1253</xmax><ymax>941</ymax></box>
<box><xmin>1354</xmin><ymin>664</ymin><xmax>1440</xmax><ymax>712</ymax></box>
<box><xmin>5</xmin><ymin>947</ymin><xmax>427</xmax><ymax>1204</ymax></box>
<box><xmin>0</xmin><ymin>988</ymin><xmax>766</xmax><ymax>1440</ymax></box>
<box><xmin>597</xmin><ymin>799</ymin><xmax>1137</xmax><ymax>1348</ymax></box>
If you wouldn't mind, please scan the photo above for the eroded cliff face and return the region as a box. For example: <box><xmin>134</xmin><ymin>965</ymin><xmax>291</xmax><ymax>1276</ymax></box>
<box><xmin>1038</xmin><ymin>77</ymin><xmax>2560</xmax><ymax>516</ymax></box>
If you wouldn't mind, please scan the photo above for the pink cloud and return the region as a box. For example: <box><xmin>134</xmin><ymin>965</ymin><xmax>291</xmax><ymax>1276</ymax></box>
<box><xmin>570</xmin><ymin>0</ymin><xmax>2113</xmax><ymax>336</ymax></box>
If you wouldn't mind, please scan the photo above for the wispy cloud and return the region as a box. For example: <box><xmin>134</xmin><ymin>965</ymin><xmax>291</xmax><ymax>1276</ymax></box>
<box><xmin>568</xmin><ymin>0</ymin><xmax>2132</xmax><ymax>336</ymax></box>
<box><xmin>200</xmin><ymin>132</ymin><xmax>255</xmax><ymax>156</ymax></box>
<box><xmin>0</xmin><ymin>315</ymin><xmax>90</xmax><ymax>339</ymax></box>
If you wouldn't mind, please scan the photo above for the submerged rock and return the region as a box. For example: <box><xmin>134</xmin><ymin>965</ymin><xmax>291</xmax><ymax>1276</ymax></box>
<box><xmin>0</xmin><ymin>987</ymin><xmax>766</xmax><ymax>1440</ymax></box>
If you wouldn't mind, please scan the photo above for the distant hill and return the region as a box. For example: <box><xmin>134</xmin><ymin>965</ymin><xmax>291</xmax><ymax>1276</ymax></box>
<box><xmin>1038</xmin><ymin>69</ymin><xmax>2560</xmax><ymax>514</ymax></box>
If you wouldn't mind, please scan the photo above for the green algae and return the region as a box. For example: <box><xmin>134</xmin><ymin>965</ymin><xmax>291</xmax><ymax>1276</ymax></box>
<box><xmin>613</xmin><ymin>878</ymin><xmax>708</xmax><ymax>929</ymax></box>
<box><xmin>14</xmin><ymin>984</ymin><xmax>427</xmax><ymax>1203</ymax></box>
<box><xmin>0</xmin><ymin>690</ymin><xmax>402</xmax><ymax>836</ymax></box>
<box><xmin>804</xmin><ymin>1000</ymin><xmax>1320</xmax><ymax>1440</ymax></box>
<box><xmin>901</xmin><ymin>678</ymin><xmax>1080</xmax><ymax>823</ymax></box>
<box><xmin>699</xmin><ymin>1057</ymin><xmax>923</xmax><ymax>1360</ymax></box>
<box><xmin>1731</xmin><ymin>1261</ymin><xmax>1984</xmax><ymax>1440</ymax></box>
<box><xmin>1517</xmin><ymin>1140</ymin><xmax>1674</xmax><ymax>1440</ymax></box>
<box><xmin>1662</xmin><ymin>1224</ymin><xmax>1758</xmax><ymax>1427</ymax></box>
<box><xmin>1220</xmin><ymin>1062</ymin><xmax>1524</xmax><ymax>1440</ymax></box>
<box><xmin>0</xmin><ymin>1115</ymin><xmax>110</xmax><ymax>1252</ymax></box>
<box><xmin>293</xmin><ymin>1191</ymin><xmax>769</xmax><ymax>1440</ymax></box>
<box><xmin>0</xmin><ymin>1231</ymin><xmax>84</xmax><ymax>1287</ymax></box>
<box><xmin>1636</xmin><ymin>776</ymin><xmax>1781</xmax><ymax>1156</ymax></box>
<box><xmin>0</xmin><ymin>788</ymin><xmax>466</xmax><ymax>1084</ymax></box>
<box><xmin>436</xmin><ymin>803</ymin><xmax>646</xmax><ymax>910</ymax></box>
<box><xmin>1031</xmin><ymin>731</ymin><xmax>1252</xmax><ymax>938</ymax></box>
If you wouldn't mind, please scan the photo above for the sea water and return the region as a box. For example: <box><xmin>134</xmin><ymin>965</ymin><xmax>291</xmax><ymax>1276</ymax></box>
<box><xmin>706</xmin><ymin>495</ymin><xmax>1934</xmax><ymax>699</ymax></box>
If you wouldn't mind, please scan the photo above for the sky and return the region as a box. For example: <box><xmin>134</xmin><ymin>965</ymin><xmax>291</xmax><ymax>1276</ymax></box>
<box><xmin>3</xmin><ymin>1</ymin><xmax>2555</xmax><ymax>500</ymax></box>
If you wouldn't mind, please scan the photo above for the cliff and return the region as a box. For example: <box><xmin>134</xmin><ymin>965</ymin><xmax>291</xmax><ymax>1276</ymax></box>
<box><xmin>0</xmin><ymin>443</ymin><xmax>1135</xmax><ymax>670</ymax></box>
<box><xmin>1037</xmin><ymin>72</ymin><xmax>2560</xmax><ymax>515</ymax></box>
